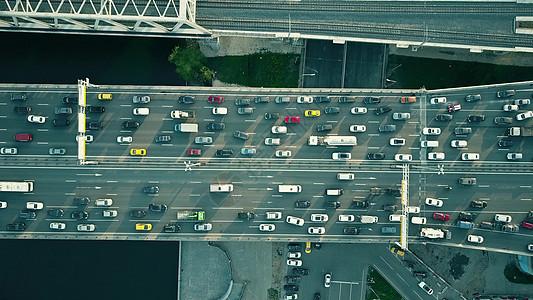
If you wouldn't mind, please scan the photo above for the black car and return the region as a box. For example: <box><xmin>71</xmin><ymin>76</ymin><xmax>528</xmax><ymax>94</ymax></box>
<box><xmin>403</xmin><ymin>261</ymin><xmax>415</xmax><ymax>269</ymax></box>
<box><xmin>413</xmin><ymin>271</ymin><xmax>427</xmax><ymax>279</ymax></box>
<box><xmin>494</xmin><ymin>117</ymin><xmax>512</xmax><ymax>125</ymax></box>
<box><xmin>71</xmin><ymin>211</ymin><xmax>89</xmax><ymax>220</ymax></box>
<box><xmin>498</xmin><ymin>139</ymin><xmax>513</xmax><ymax>148</ymax></box>
<box><xmin>207</xmin><ymin>122</ymin><xmax>225</xmax><ymax>130</ymax></box>
<box><xmin>324</xmin><ymin>201</ymin><xmax>340</xmax><ymax>209</ymax></box>
<box><xmin>238</xmin><ymin>212</ymin><xmax>256</xmax><ymax>220</ymax></box>
<box><xmin>465</xmin><ymin>94</ymin><xmax>481</xmax><ymax>102</ymax></box>
<box><xmin>233</xmin><ymin>130</ymin><xmax>249</xmax><ymax>140</ymax></box>
<box><xmin>387</xmin><ymin>187</ymin><xmax>401</xmax><ymax>196</ymax></box>
<box><xmin>351</xmin><ymin>200</ymin><xmax>369</xmax><ymax>208</ymax></box>
<box><xmin>317</xmin><ymin>124</ymin><xmax>332</xmax><ymax>132</ymax></box>
<box><xmin>338</xmin><ymin>96</ymin><xmax>355</xmax><ymax>103</ymax></box>
<box><xmin>11</xmin><ymin>94</ymin><xmax>26</xmax><ymax>101</ymax></box>
<box><xmin>264</xmin><ymin>112</ymin><xmax>280</xmax><ymax>120</ymax></box>
<box><xmin>467</xmin><ymin>114</ymin><xmax>486</xmax><ymax>122</ymax></box>
<box><xmin>378</xmin><ymin>124</ymin><xmax>396</xmax><ymax>132</ymax></box>
<box><xmin>19</xmin><ymin>210</ymin><xmax>37</xmax><ymax>219</ymax></box>
<box><xmin>314</xmin><ymin>96</ymin><xmax>331</xmax><ymax>103</ymax></box>
<box><xmin>122</xmin><ymin>121</ymin><xmax>140</xmax><ymax>129</ymax></box>
<box><xmin>285</xmin><ymin>276</ymin><xmax>301</xmax><ymax>284</ymax></box>
<box><xmin>344</xmin><ymin>226</ymin><xmax>361</xmax><ymax>235</ymax></box>
<box><xmin>235</xmin><ymin>99</ymin><xmax>251</xmax><ymax>106</ymax></box>
<box><xmin>87</xmin><ymin>121</ymin><xmax>102</xmax><ymax>130</ymax></box>
<box><xmin>87</xmin><ymin>106</ymin><xmax>105</xmax><ymax>113</ymax></box>
<box><xmin>288</xmin><ymin>243</ymin><xmax>301</xmax><ymax>251</ymax></box>
<box><xmin>216</xmin><ymin>149</ymin><xmax>234</xmax><ymax>157</ymax></box>
<box><xmin>6</xmin><ymin>222</ymin><xmax>26</xmax><ymax>231</ymax></box>
<box><xmin>74</xmin><ymin>197</ymin><xmax>90</xmax><ymax>205</ymax></box>
<box><xmin>284</xmin><ymin>285</ymin><xmax>299</xmax><ymax>292</ymax></box>
<box><xmin>164</xmin><ymin>223</ymin><xmax>181</xmax><ymax>233</ymax></box>
<box><xmin>143</xmin><ymin>186</ymin><xmax>159</xmax><ymax>194</ymax></box>
<box><xmin>149</xmin><ymin>203</ymin><xmax>168</xmax><ymax>212</ymax></box>
<box><xmin>382</xmin><ymin>204</ymin><xmax>397</xmax><ymax>212</ymax></box>
<box><xmin>314</xmin><ymin>292</ymin><xmax>321</xmax><ymax>300</ymax></box>
<box><xmin>454</xmin><ymin>127</ymin><xmax>472</xmax><ymax>135</ymax></box>
<box><xmin>178</xmin><ymin>96</ymin><xmax>195</xmax><ymax>104</ymax></box>
<box><xmin>47</xmin><ymin>209</ymin><xmax>64</xmax><ymax>217</ymax></box>
<box><xmin>314</xmin><ymin>243</ymin><xmax>321</xmax><ymax>250</ymax></box>
<box><xmin>435</xmin><ymin>114</ymin><xmax>453</xmax><ymax>121</ymax></box>
<box><xmin>324</xmin><ymin>106</ymin><xmax>340</xmax><ymax>114</ymax></box>
<box><xmin>14</xmin><ymin>106</ymin><xmax>31</xmax><ymax>114</ymax></box>
<box><xmin>254</xmin><ymin>96</ymin><xmax>269</xmax><ymax>103</ymax></box>
<box><xmin>295</xmin><ymin>200</ymin><xmax>311</xmax><ymax>208</ymax></box>
<box><xmin>154</xmin><ymin>135</ymin><xmax>172</xmax><ymax>143</ymax></box>
<box><xmin>374</xmin><ymin>105</ymin><xmax>392</xmax><ymax>115</ymax></box>
<box><xmin>470</xmin><ymin>200</ymin><xmax>488</xmax><ymax>208</ymax></box>
<box><xmin>129</xmin><ymin>210</ymin><xmax>146</xmax><ymax>218</ymax></box>
<box><xmin>292</xmin><ymin>268</ymin><xmax>310</xmax><ymax>276</ymax></box>
<box><xmin>497</xmin><ymin>90</ymin><xmax>515</xmax><ymax>98</ymax></box>
<box><xmin>63</xmin><ymin>96</ymin><xmax>78</xmax><ymax>104</ymax></box>
<box><xmin>367</xmin><ymin>152</ymin><xmax>385</xmax><ymax>160</ymax></box>
<box><xmin>52</xmin><ymin>119</ymin><xmax>70</xmax><ymax>126</ymax></box>
<box><xmin>480</xmin><ymin>222</ymin><xmax>495</xmax><ymax>229</ymax></box>
<box><xmin>363</xmin><ymin>96</ymin><xmax>381</xmax><ymax>104</ymax></box>
<box><xmin>459</xmin><ymin>212</ymin><xmax>476</xmax><ymax>222</ymax></box>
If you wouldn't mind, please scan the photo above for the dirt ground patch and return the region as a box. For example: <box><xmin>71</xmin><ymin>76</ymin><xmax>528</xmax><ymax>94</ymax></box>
<box><xmin>450</xmin><ymin>253</ymin><xmax>469</xmax><ymax>280</ymax></box>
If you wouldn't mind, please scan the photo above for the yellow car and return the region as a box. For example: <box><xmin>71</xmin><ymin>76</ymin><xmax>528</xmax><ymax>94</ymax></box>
<box><xmin>390</xmin><ymin>247</ymin><xmax>405</xmax><ymax>256</ymax></box>
<box><xmin>98</xmin><ymin>93</ymin><xmax>113</xmax><ymax>100</ymax></box>
<box><xmin>130</xmin><ymin>149</ymin><xmax>146</xmax><ymax>156</ymax></box>
<box><xmin>305</xmin><ymin>242</ymin><xmax>312</xmax><ymax>253</ymax></box>
<box><xmin>305</xmin><ymin>110</ymin><xmax>320</xmax><ymax>117</ymax></box>
<box><xmin>136</xmin><ymin>223</ymin><xmax>152</xmax><ymax>231</ymax></box>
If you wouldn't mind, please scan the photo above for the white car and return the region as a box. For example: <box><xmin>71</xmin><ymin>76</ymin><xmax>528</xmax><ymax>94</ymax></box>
<box><xmin>116</xmin><ymin>136</ymin><xmax>133</xmax><ymax>143</ymax></box>
<box><xmin>50</xmin><ymin>222</ymin><xmax>66</xmax><ymax>230</ymax></box>
<box><xmin>418</xmin><ymin>282</ymin><xmax>433</xmax><ymax>295</ymax></box>
<box><xmin>271</xmin><ymin>126</ymin><xmax>288</xmax><ymax>134</ymax></box>
<box><xmin>310</xmin><ymin>214</ymin><xmax>329</xmax><ymax>222</ymax></box>
<box><xmin>195</xmin><ymin>136</ymin><xmax>213</xmax><ymax>144</ymax></box>
<box><xmin>503</xmin><ymin>104</ymin><xmax>519</xmax><ymax>112</ymax></box>
<box><xmin>462</xmin><ymin>153</ymin><xmax>480</xmax><ymax>161</ymax></box>
<box><xmin>76</xmin><ymin>135</ymin><xmax>94</xmax><ymax>143</ymax></box>
<box><xmin>394</xmin><ymin>154</ymin><xmax>412</xmax><ymax>162</ymax></box>
<box><xmin>507</xmin><ymin>153</ymin><xmax>523</xmax><ymax>160</ymax></box>
<box><xmin>392</xmin><ymin>112</ymin><xmax>410</xmax><ymax>120</ymax></box>
<box><xmin>332</xmin><ymin>152</ymin><xmax>351</xmax><ymax>160</ymax></box>
<box><xmin>389</xmin><ymin>214</ymin><xmax>402</xmax><ymax>222</ymax></box>
<box><xmin>77</xmin><ymin>224</ymin><xmax>95</xmax><ymax>232</ymax></box>
<box><xmin>132</xmin><ymin>95</ymin><xmax>150</xmax><ymax>103</ymax></box>
<box><xmin>430</xmin><ymin>97</ymin><xmax>447</xmax><ymax>104</ymax></box>
<box><xmin>514</xmin><ymin>99</ymin><xmax>531</xmax><ymax>106</ymax></box>
<box><xmin>286</xmin><ymin>216</ymin><xmax>304</xmax><ymax>226</ymax></box>
<box><xmin>528</xmin><ymin>244</ymin><xmax>533</xmax><ymax>251</ymax></box>
<box><xmin>212</xmin><ymin>107</ymin><xmax>228</xmax><ymax>115</ymax></box>
<box><xmin>102</xmin><ymin>210</ymin><xmax>118</xmax><ymax>218</ymax></box>
<box><xmin>259</xmin><ymin>224</ymin><xmax>275</xmax><ymax>232</ymax></box>
<box><xmin>275</xmin><ymin>150</ymin><xmax>291</xmax><ymax>158</ymax></box>
<box><xmin>287</xmin><ymin>259</ymin><xmax>303</xmax><ymax>266</ymax></box>
<box><xmin>194</xmin><ymin>223</ymin><xmax>212</xmax><ymax>231</ymax></box>
<box><xmin>467</xmin><ymin>235</ymin><xmax>484</xmax><ymax>244</ymax></box>
<box><xmin>266</xmin><ymin>212</ymin><xmax>282</xmax><ymax>220</ymax></box>
<box><xmin>338</xmin><ymin>214</ymin><xmax>355</xmax><ymax>222</ymax></box>
<box><xmin>349</xmin><ymin>125</ymin><xmax>366</xmax><ymax>133</ymax></box>
<box><xmin>516</xmin><ymin>111</ymin><xmax>533</xmax><ymax>120</ymax></box>
<box><xmin>389</xmin><ymin>138</ymin><xmax>405</xmax><ymax>146</ymax></box>
<box><xmin>308</xmin><ymin>227</ymin><xmax>325</xmax><ymax>235</ymax></box>
<box><xmin>451</xmin><ymin>140</ymin><xmax>467</xmax><ymax>148</ymax></box>
<box><xmin>95</xmin><ymin>198</ymin><xmax>113</xmax><ymax>207</ymax></box>
<box><xmin>297</xmin><ymin>96</ymin><xmax>313</xmax><ymax>103</ymax></box>
<box><xmin>27</xmin><ymin>115</ymin><xmax>46</xmax><ymax>124</ymax></box>
<box><xmin>423</xmin><ymin>127</ymin><xmax>441</xmax><ymax>135</ymax></box>
<box><xmin>26</xmin><ymin>202</ymin><xmax>43</xmax><ymax>210</ymax></box>
<box><xmin>265</xmin><ymin>138</ymin><xmax>281</xmax><ymax>146</ymax></box>
<box><xmin>324</xmin><ymin>273</ymin><xmax>331</xmax><ymax>288</ymax></box>
<box><xmin>494</xmin><ymin>214</ymin><xmax>512</xmax><ymax>223</ymax></box>
<box><xmin>0</xmin><ymin>201</ymin><xmax>7</xmax><ymax>209</ymax></box>
<box><xmin>350</xmin><ymin>107</ymin><xmax>367</xmax><ymax>114</ymax></box>
<box><xmin>427</xmin><ymin>152</ymin><xmax>445</xmax><ymax>160</ymax></box>
<box><xmin>425</xmin><ymin>197</ymin><xmax>443</xmax><ymax>207</ymax></box>
<box><xmin>406</xmin><ymin>206</ymin><xmax>420</xmax><ymax>213</ymax></box>
<box><xmin>288</xmin><ymin>252</ymin><xmax>301</xmax><ymax>259</ymax></box>
<box><xmin>411</xmin><ymin>217</ymin><xmax>427</xmax><ymax>225</ymax></box>
<box><xmin>0</xmin><ymin>147</ymin><xmax>17</xmax><ymax>155</ymax></box>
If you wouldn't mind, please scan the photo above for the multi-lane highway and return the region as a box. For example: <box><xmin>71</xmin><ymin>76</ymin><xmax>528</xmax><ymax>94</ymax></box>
<box><xmin>1</xmin><ymin>83</ymin><xmax>533</xmax><ymax>255</ymax></box>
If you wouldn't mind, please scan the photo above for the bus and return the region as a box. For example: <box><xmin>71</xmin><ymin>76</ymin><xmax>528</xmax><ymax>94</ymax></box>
<box><xmin>0</xmin><ymin>181</ymin><xmax>34</xmax><ymax>192</ymax></box>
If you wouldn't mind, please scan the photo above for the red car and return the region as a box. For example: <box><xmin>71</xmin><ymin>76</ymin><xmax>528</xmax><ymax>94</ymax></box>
<box><xmin>14</xmin><ymin>133</ymin><xmax>32</xmax><ymax>142</ymax></box>
<box><xmin>208</xmin><ymin>96</ymin><xmax>224</xmax><ymax>103</ymax></box>
<box><xmin>187</xmin><ymin>149</ymin><xmax>201</xmax><ymax>156</ymax></box>
<box><xmin>433</xmin><ymin>213</ymin><xmax>450</xmax><ymax>221</ymax></box>
<box><xmin>284</xmin><ymin>116</ymin><xmax>301</xmax><ymax>124</ymax></box>
<box><xmin>448</xmin><ymin>104</ymin><xmax>461</xmax><ymax>112</ymax></box>
<box><xmin>521</xmin><ymin>221</ymin><xmax>533</xmax><ymax>229</ymax></box>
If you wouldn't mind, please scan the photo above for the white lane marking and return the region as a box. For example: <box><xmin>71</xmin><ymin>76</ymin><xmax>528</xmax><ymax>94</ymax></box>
<box><xmin>380</xmin><ymin>256</ymin><xmax>393</xmax><ymax>269</ymax></box>
<box><xmin>190</xmin><ymin>194</ymin><xmax>200</xmax><ymax>197</ymax></box>
<box><xmin>479</xmin><ymin>185</ymin><xmax>490</xmax><ymax>188</ymax></box>
<box><xmin>37</xmin><ymin>142</ymin><xmax>49</xmax><ymax>145</ymax></box>
<box><xmin>65</xmin><ymin>180</ymin><xmax>76</xmax><ymax>183</ymax></box>
<box><xmin>313</xmin><ymin>182</ymin><xmax>324</xmax><ymax>185</ymax></box>
<box><xmin>521</xmin><ymin>198</ymin><xmax>532</xmax><ymax>201</ymax></box>
<box><xmin>520</xmin><ymin>186</ymin><xmax>531</xmax><ymax>188</ymax></box>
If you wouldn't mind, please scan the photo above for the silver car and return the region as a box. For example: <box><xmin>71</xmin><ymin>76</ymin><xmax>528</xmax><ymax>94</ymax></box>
<box><xmin>0</xmin><ymin>147</ymin><xmax>17</xmax><ymax>155</ymax></box>
<box><xmin>132</xmin><ymin>95</ymin><xmax>150</xmax><ymax>103</ymax></box>
<box><xmin>194</xmin><ymin>137</ymin><xmax>213</xmax><ymax>144</ymax></box>
<box><xmin>237</xmin><ymin>107</ymin><xmax>254</xmax><ymax>115</ymax></box>
<box><xmin>49</xmin><ymin>148</ymin><xmax>66</xmax><ymax>155</ymax></box>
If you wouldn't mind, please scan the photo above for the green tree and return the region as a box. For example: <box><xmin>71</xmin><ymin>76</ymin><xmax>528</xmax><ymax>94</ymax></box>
<box><xmin>168</xmin><ymin>42</ymin><xmax>213</xmax><ymax>84</ymax></box>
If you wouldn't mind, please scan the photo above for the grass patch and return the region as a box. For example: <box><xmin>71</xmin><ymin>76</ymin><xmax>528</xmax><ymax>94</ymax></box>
<box><xmin>207</xmin><ymin>52</ymin><xmax>300</xmax><ymax>87</ymax></box>
<box><xmin>267</xmin><ymin>288</ymin><xmax>280</xmax><ymax>300</ymax></box>
<box><xmin>504</xmin><ymin>262</ymin><xmax>533</xmax><ymax>284</ymax></box>
<box><xmin>366</xmin><ymin>266</ymin><xmax>402</xmax><ymax>300</ymax></box>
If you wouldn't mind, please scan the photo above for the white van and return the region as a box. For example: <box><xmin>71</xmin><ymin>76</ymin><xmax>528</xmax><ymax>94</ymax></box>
<box><xmin>326</xmin><ymin>188</ymin><xmax>343</xmax><ymax>196</ymax></box>
<box><xmin>337</xmin><ymin>173</ymin><xmax>355</xmax><ymax>181</ymax></box>
<box><xmin>278</xmin><ymin>185</ymin><xmax>302</xmax><ymax>193</ymax></box>
<box><xmin>389</xmin><ymin>214</ymin><xmax>402</xmax><ymax>222</ymax></box>
<box><xmin>210</xmin><ymin>184</ymin><xmax>234</xmax><ymax>192</ymax></box>
<box><xmin>175</xmin><ymin>123</ymin><xmax>199</xmax><ymax>133</ymax></box>
<box><xmin>360</xmin><ymin>215</ymin><xmax>378</xmax><ymax>224</ymax></box>
<box><xmin>420</xmin><ymin>140</ymin><xmax>439</xmax><ymax>148</ymax></box>
<box><xmin>133</xmin><ymin>107</ymin><xmax>150</xmax><ymax>115</ymax></box>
